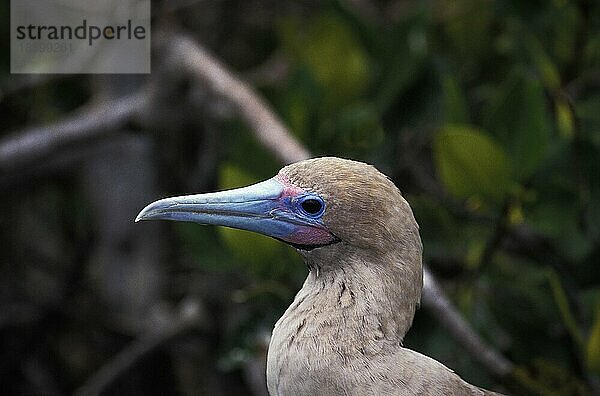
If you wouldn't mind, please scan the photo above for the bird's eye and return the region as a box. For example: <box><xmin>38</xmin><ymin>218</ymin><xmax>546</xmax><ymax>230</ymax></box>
<box><xmin>298</xmin><ymin>195</ymin><xmax>325</xmax><ymax>217</ymax></box>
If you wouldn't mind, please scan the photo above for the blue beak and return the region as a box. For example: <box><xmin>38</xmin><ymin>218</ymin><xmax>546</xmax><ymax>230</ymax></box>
<box><xmin>135</xmin><ymin>178</ymin><xmax>334</xmax><ymax>247</ymax></box>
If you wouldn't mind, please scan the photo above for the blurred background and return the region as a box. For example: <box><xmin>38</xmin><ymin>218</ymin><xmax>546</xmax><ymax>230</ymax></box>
<box><xmin>1</xmin><ymin>0</ymin><xmax>600</xmax><ymax>395</ymax></box>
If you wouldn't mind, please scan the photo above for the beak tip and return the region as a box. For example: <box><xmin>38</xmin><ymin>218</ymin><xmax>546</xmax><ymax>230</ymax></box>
<box><xmin>135</xmin><ymin>207</ymin><xmax>151</xmax><ymax>223</ymax></box>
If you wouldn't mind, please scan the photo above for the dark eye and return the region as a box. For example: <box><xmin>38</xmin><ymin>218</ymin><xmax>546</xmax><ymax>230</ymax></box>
<box><xmin>299</xmin><ymin>196</ymin><xmax>325</xmax><ymax>217</ymax></box>
<box><xmin>302</xmin><ymin>199</ymin><xmax>322</xmax><ymax>214</ymax></box>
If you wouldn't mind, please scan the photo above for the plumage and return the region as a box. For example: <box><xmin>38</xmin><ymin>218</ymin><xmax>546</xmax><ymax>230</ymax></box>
<box><xmin>136</xmin><ymin>157</ymin><xmax>502</xmax><ymax>395</ymax></box>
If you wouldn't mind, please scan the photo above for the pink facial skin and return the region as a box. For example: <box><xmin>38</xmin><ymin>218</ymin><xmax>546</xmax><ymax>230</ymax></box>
<box><xmin>274</xmin><ymin>174</ymin><xmax>337</xmax><ymax>247</ymax></box>
<box><xmin>288</xmin><ymin>226</ymin><xmax>335</xmax><ymax>246</ymax></box>
<box><xmin>275</xmin><ymin>174</ymin><xmax>306</xmax><ymax>198</ymax></box>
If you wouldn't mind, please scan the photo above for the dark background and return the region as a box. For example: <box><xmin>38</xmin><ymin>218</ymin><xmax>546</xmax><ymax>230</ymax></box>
<box><xmin>1</xmin><ymin>0</ymin><xmax>599</xmax><ymax>395</ymax></box>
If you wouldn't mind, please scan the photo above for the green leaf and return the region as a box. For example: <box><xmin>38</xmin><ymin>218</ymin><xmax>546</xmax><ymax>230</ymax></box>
<box><xmin>555</xmin><ymin>99</ymin><xmax>575</xmax><ymax>139</ymax></box>
<box><xmin>548</xmin><ymin>3</ymin><xmax>580</xmax><ymax>67</ymax></box>
<box><xmin>547</xmin><ymin>268</ymin><xmax>584</xmax><ymax>349</ymax></box>
<box><xmin>484</xmin><ymin>67</ymin><xmax>551</xmax><ymax>180</ymax></box>
<box><xmin>434</xmin><ymin>125</ymin><xmax>514</xmax><ymax>204</ymax></box>
<box><xmin>441</xmin><ymin>74</ymin><xmax>470</xmax><ymax>124</ymax></box>
<box><xmin>281</xmin><ymin>13</ymin><xmax>370</xmax><ymax>108</ymax></box>
<box><xmin>524</xmin><ymin>35</ymin><xmax>561</xmax><ymax>91</ymax></box>
<box><xmin>587</xmin><ymin>303</ymin><xmax>600</xmax><ymax>375</ymax></box>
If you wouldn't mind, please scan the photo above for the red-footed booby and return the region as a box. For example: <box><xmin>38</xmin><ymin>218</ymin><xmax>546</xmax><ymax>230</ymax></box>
<box><xmin>136</xmin><ymin>157</ymin><xmax>501</xmax><ymax>395</ymax></box>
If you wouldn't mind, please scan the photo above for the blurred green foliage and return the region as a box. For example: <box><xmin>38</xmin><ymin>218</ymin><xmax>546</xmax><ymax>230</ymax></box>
<box><xmin>434</xmin><ymin>125</ymin><xmax>514</xmax><ymax>205</ymax></box>
<box><xmin>2</xmin><ymin>0</ymin><xmax>600</xmax><ymax>394</ymax></box>
<box><xmin>192</xmin><ymin>1</ymin><xmax>600</xmax><ymax>393</ymax></box>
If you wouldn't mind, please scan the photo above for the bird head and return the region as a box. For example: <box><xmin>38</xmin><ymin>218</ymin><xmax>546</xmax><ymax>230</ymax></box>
<box><xmin>136</xmin><ymin>157</ymin><xmax>420</xmax><ymax>266</ymax></box>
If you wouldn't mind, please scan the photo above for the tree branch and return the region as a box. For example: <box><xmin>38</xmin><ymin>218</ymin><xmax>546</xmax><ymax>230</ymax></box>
<box><xmin>0</xmin><ymin>91</ymin><xmax>146</xmax><ymax>172</ymax></box>
<box><xmin>0</xmin><ymin>33</ymin><xmax>306</xmax><ymax>173</ymax></box>
<box><xmin>169</xmin><ymin>34</ymin><xmax>310</xmax><ymax>164</ymax></box>
<box><xmin>74</xmin><ymin>299</ymin><xmax>205</xmax><ymax>396</ymax></box>
<box><xmin>422</xmin><ymin>267</ymin><xmax>513</xmax><ymax>377</ymax></box>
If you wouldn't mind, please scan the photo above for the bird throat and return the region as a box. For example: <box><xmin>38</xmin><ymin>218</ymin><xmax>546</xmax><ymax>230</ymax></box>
<box><xmin>267</xmin><ymin>246</ymin><xmax>422</xmax><ymax>393</ymax></box>
<box><xmin>287</xmin><ymin>249</ymin><xmax>418</xmax><ymax>343</ymax></box>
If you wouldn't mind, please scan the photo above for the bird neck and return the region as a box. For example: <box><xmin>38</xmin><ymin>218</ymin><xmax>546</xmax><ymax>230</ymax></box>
<box><xmin>267</xmin><ymin>244</ymin><xmax>422</xmax><ymax>393</ymax></box>
<box><xmin>296</xmin><ymin>244</ymin><xmax>422</xmax><ymax>344</ymax></box>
